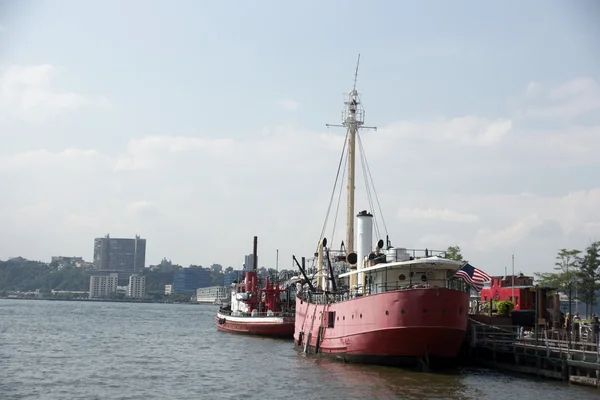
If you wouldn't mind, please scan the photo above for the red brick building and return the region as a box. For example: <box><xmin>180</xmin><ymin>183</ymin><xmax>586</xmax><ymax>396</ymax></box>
<box><xmin>480</xmin><ymin>274</ymin><xmax>535</xmax><ymax>311</ymax></box>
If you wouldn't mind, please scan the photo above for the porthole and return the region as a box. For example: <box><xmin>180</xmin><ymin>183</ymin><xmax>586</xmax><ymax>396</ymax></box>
<box><xmin>423</xmin><ymin>309</ymin><xmax>428</xmax><ymax>314</ymax></box>
<box><xmin>399</xmin><ymin>274</ymin><xmax>406</xmax><ymax>281</ymax></box>
<box><xmin>360</xmin><ymin>314</ymin><xmax>363</xmax><ymax>319</ymax></box>
<box><xmin>343</xmin><ymin>316</ymin><xmax>345</xmax><ymax>320</ymax></box>
<box><xmin>385</xmin><ymin>310</ymin><xmax>389</xmax><ymax>316</ymax></box>
<box><xmin>401</xmin><ymin>309</ymin><xmax>406</xmax><ymax>315</ymax></box>
<box><xmin>352</xmin><ymin>314</ymin><xmax>354</xmax><ymax>319</ymax></box>
<box><xmin>442</xmin><ymin>309</ymin><xmax>447</xmax><ymax>315</ymax></box>
<box><xmin>421</xmin><ymin>274</ymin><xmax>427</xmax><ymax>282</ymax></box>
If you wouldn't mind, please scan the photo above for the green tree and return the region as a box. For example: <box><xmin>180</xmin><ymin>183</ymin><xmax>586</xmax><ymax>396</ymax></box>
<box><xmin>210</xmin><ymin>271</ymin><xmax>224</xmax><ymax>286</ymax></box>
<box><xmin>577</xmin><ymin>241</ymin><xmax>600</xmax><ymax>317</ymax></box>
<box><xmin>535</xmin><ymin>248</ymin><xmax>581</xmax><ymax>307</ymax></box>
<box><xmin>445</xmin><ymin>246</ymin><xmax>465</xmax><ymax>263</ymax></box>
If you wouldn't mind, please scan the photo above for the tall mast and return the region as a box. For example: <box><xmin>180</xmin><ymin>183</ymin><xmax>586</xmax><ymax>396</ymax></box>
<box><xmin>326</xmin><ymin>54</ymin><xmax>377</xmax><ymax>283</ymax></box>
<box><xmin>346</xmin><ymin>56</ymin><xmax>359</xmax><ymax>255</ymax></box>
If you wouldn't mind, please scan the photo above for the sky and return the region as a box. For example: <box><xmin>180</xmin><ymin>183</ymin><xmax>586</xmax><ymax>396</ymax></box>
<box><xmin>0</xmin><ymin>0</ymin><xmax>599</xmax><ymax>276</ymax></box>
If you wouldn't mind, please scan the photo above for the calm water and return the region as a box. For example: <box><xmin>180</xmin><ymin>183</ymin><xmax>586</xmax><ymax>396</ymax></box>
<box><xmin>0</xmin><ymin>299</ymin><xmax>598</xmax><ymax>400</ymax></box>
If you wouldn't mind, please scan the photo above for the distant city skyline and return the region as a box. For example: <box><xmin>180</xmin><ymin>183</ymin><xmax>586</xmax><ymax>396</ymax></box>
<box><xmin>0</xmin><ymin>1</ymin><xmax>599</xmax><ymax>277</ymax></box>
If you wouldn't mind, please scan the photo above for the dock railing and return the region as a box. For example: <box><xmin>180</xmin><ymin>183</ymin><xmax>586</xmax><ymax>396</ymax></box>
<box><xmin>471</xmin><ymin>322</ymin><xmax>600</xmax><ymax>361</ymax></box>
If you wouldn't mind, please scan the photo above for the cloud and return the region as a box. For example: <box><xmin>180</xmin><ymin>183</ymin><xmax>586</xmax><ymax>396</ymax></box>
<box><xmin>397</xmin><ymin>208</ymin><xmax>479</xmax><ymax>223</ymax></box>
<box><xmin>517</xmin><ymin>77</ymin><xmax>600</xmax><ymax>120</ymax></box>
<box><xmin>275</xmin><ymin>99</ymin><xmax>299</xmax><ymax>111</ymax></box>
<box><xmin>378</xmin><ymin>116</ymin><xmax>512</xmax><ymax>147</ymax></box>
<box><xmin>0</xmin><ymin>64</ymin><xmax>109</xmax><ymax>122</ymax></box>
<box><xmin>0</xmin><ymin>77</ymin><xmax>598</xmax><ymax>277</ymax></box>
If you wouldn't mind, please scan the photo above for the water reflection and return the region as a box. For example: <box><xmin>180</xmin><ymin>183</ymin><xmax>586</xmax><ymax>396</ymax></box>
<box><xmin>295</xmin><ymin>355</ymin><xmax>470</xmax><ymax>400</ymax></box>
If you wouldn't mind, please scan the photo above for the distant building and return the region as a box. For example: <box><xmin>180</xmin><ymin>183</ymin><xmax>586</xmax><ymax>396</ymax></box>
<box><xmin>51</xmin><ymin>256</ymin><xmax>84</xmax><ymax>269</ymax></box>
<box><xmin>196</xmin><ymin>286</ymin><xmax>229</xmax><ymax>303</ymax></box>
<box><xmin>223</xmin><ymin>270</ymin><xmax>243</xmax><ymax>286</ymax></box>
<box><xmin>93</xmin><ymin>234</ymin><xmax>146</xmax><ymax>272</ymax></box>
<box><xmin>172</xmin><ymin>267</ymin><xmax>212</xmax><ymax>294</ymax></box>
<box><xmin>51</xmin><ymin>290</ymin><xmax>88</xmax><ymax>297</ymax></box>
<box><xmin>127</xmin><ymin>274</ymin><xmax>146</xmax><ymax>298</ymax></box>
<box><xmin>89</xmin><ymin>273</ymin><xmax>119</xmax><ymax>298</ymax></box>
<box><xmin>244</xmin><ymin>254</ymin><xmax>257</xmax><ymax>272</ymax></box>
<box><xmin>164</xmin><ymin>284</ymin><xmax>172</xmax><ymax>295</ymax></box>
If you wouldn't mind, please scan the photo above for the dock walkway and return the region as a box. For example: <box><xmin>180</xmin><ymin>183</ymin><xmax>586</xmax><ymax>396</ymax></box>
<box><xmin>468</xmin><ymin>320</ymin><xmax>600</xmax><ymax>389</ymax></box>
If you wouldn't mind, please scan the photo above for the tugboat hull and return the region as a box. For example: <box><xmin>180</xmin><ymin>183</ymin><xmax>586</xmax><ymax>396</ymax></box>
<box><xmin>216</xmin><ymin>312</ymin><xmax>295</xmax><ymax>338</ymax></box>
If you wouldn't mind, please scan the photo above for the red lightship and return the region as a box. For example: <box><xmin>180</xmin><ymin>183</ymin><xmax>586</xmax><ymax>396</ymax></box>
<box><xmin>292</xmin><ymin>55</ymin><xmax>486</xmax><ymax>368</ymax></box>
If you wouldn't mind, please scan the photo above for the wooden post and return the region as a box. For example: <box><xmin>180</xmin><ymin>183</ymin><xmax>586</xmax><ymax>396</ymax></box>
<box><xmin>553</xmin><ymin>293</ymin><xmax>561</xmax><ymax>330</ymax></box>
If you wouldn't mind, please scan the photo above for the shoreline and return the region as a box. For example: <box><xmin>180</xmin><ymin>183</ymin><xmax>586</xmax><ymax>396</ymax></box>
<box><xmin>0</xmin><ymin>296</ymin><xmax>211</xmax><ymax>305</ymax></box>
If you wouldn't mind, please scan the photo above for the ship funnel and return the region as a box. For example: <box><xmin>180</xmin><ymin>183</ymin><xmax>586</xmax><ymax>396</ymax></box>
<box><xmin>356</xmin><ymin>210</ymin><xmax>373</xmax><ymax>291</ymax></box>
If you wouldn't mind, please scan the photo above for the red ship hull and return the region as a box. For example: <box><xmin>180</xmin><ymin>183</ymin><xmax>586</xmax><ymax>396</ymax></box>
<box><xmin>216</xmin><ymin>312</ymin><xmax>295</xmax><ymax>338</ymax></box>
<box><xmin>294</xmin><ymin>288</ymin><xmax>469</xmax><ymax>366</ymax></box>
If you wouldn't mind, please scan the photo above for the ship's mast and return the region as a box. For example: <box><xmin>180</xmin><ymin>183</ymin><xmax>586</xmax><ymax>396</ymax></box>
<box><xmin>346</xmin><ymin>58</ymin><xmax>360</xmax><ymax>256</ymax></box>
<box><xmin>326</xmin><ymin>54</ymin><xmax>377</xmax><ymax>285</ymax></box>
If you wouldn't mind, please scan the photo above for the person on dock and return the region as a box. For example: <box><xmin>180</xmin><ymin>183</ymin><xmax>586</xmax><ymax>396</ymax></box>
<box><xmin>572</xmin><ymin>312</ymin><xmax>581</xmax><ymax>343</ymax></box>
<box><xmin>592</xmin><ymin>314</ymin><xmax>599</xmax><ymax>344</ymax></box>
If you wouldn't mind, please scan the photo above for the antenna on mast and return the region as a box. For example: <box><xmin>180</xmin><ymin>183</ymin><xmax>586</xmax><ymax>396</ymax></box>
<box><xmin>353</xmin><ymin>54</ymin><xmax>360</xmax><ymax>91</ymax></box>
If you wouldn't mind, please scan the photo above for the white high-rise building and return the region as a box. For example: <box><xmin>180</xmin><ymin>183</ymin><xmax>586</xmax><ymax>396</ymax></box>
<box><xmin>89</xmin><ymin>273</ymin><xmax>119</xmax><ymax>298</ymax></box>
<box><xmin>127</xmin><ymin>274</ymin><xmax>146</xmax><ymax>298</ymax></box>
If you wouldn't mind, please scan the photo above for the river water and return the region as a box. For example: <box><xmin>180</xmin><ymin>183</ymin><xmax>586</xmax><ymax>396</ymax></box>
<box><xmin>0</xmin><ymin>299</ymin><xmax>597</xmax><ymax>399</ymax></box>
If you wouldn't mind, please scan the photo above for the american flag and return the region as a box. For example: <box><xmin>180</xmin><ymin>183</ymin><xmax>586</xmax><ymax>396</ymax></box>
<box><xmin>452</xmin><ymin>262</ymin><xmax>491</xmax><ymax>292</ymax></box>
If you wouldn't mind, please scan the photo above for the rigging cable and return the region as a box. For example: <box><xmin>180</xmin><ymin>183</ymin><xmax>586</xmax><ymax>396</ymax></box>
<box><xmin>329</xmin><ymin>142</ymin><xmax>348</xmax><ymax>251</ymax></box>
<box><xmin>357</xmin><ymin>132</ymin><xmax>380</xmax><ymax>240</ymax></box>
<box><xmin>357</xmin><ymin>132</ymin><xmax>389</xmax><ymax>240</ymax></box>
<box><xmin>317</xmin><ymin>128</ymin><xmax>350</xmax><ymax>253</ymax></box>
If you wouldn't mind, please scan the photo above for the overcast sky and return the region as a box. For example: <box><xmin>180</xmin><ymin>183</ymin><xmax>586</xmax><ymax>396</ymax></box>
<box><xmin>0</xmin><ymin>0</ymin><xmax>599</xmax><ymax>276</ymax></box>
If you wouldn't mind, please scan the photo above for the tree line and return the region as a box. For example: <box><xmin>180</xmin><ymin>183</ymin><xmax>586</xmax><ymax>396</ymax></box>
<box><xmin>535</xmin><ymin>242</ymin><xmax>600</xmax><ymax>317</ymax></box>
<box><xmin>445</xmin><ymin>243</ymin><xmax>600</xmax><ymax>317</ymax></box>
<box><xmin>0</xmin><ymin>258</ymin><xmax>209</xmax><ymax>295</ymax></box>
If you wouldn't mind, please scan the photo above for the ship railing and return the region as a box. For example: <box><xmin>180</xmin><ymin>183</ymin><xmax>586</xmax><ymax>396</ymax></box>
<box><xmin>296</xmin><ymin>279</ymin><xmax>468</xmax><ymax>304</ymax></box>
<box><xmin>368</xmin><ymin>279</ymin><xmax>460</xmax><ymax>294</ymax></box>
<box><xmin>306</xmin><ymin>248</ymin><xmax>450</xmax><ymax>276</ymax></box>
<box><xmin>217</xmin><ymin>309</ymin><xmax>295</xmax><ymax>318</ymax></box>
<box><xmin>320</xmin><ymin>248</ymin><xmax>448</xmax><ymax>261</ymax></box>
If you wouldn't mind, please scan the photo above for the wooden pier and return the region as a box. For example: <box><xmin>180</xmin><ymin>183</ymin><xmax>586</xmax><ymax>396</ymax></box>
<box><xmin>467</xmin><ymin>320</ymin><xmax>600</xmax><ymax>389</ymax></box>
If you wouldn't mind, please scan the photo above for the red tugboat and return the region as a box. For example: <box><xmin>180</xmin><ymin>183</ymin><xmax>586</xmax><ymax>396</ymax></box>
<box><xmin>216</xmin><ymin>236</ymin><xmax>295</xmax><ymax>338</ymax></box>
<box><xmin>292</xmin><ymin>55</ymin><xmax>491</xmax><ymax>368</ymax></box>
